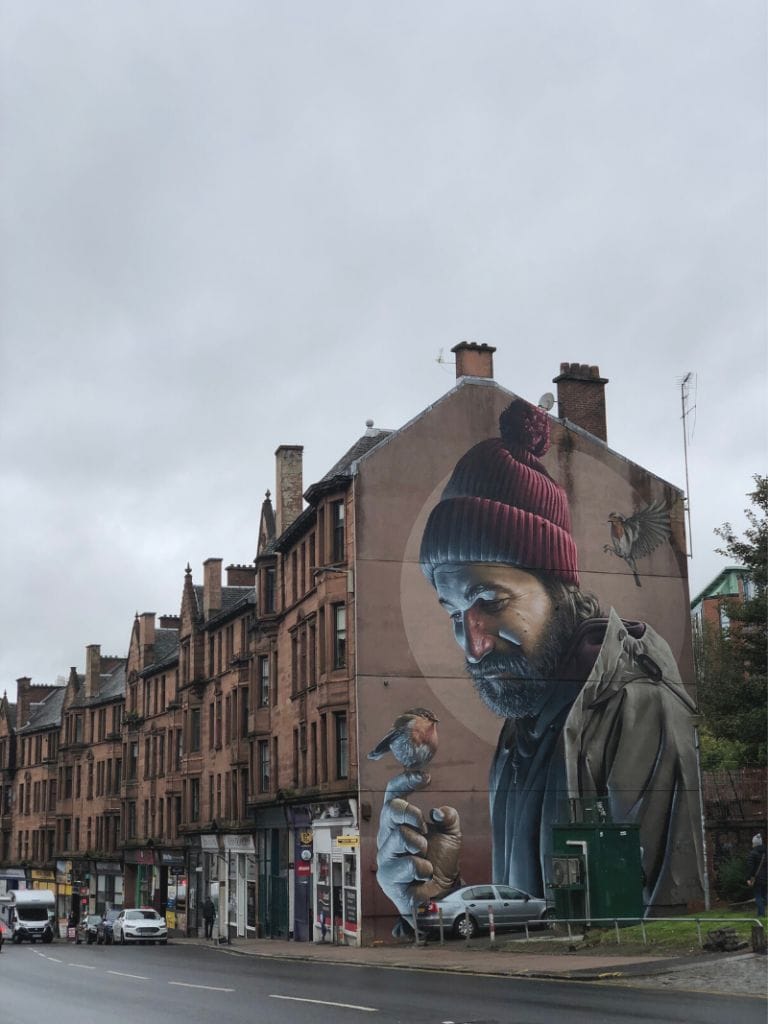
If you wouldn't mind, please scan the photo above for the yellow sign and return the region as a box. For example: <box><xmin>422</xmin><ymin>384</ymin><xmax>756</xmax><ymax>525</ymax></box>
<box><xmin>299</xmin><ymin>830</ymin><xmax>313</xmax><ymax>846</ymax></box>
<box><xmin>335</xmin><ymin>835</ymin><xmax>359</xmax><ymax>848</ymax></box>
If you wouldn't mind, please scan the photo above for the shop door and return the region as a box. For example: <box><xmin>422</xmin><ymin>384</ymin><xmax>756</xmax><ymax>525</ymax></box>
<box><xmin>258</xmin><ymin>873</ymin><xmax>289</xmax><ymax>938</ymax></box>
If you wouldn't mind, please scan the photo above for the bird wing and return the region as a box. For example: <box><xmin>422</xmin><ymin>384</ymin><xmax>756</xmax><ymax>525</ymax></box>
<box><xmin>623</xmin><ymin>499</ymin><xmax>672</xmax><ymax>559</ymax></box>
<box><xmin>367</xmin><ymin>728</ymin><xmax>398</xmax><ymax>760</ymax></box>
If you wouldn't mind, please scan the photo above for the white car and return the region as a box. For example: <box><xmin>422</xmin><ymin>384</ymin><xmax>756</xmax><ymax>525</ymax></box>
<box><xmin>113</xmin><ymin>908</ymin><xmax>168</xmax><ymax>945</ymax></box>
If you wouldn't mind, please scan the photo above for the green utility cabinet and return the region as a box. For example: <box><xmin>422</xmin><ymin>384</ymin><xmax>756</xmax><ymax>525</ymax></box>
<box><xmin>550</xmin><ymin>821</ymin><xmax>644</xmax><ymax>922</ymax></box>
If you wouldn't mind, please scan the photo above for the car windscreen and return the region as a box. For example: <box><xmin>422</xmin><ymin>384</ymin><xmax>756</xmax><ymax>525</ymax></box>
<box><xmin>125</xmin><ymin>910</ymin><xmax>160</xmax><ymax>920</ymax></box>
<box><xmin>19</xmin><ymin>907</ymin><xmax>49</xmax><ymax>921</ymax></box>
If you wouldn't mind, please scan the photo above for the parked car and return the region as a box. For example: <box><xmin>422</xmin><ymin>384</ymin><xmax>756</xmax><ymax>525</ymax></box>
<box><xmin>416</xmin><ymin>884</ymin><xmax>550</xmax><ymax>939</ymax></box>
<box><xmin>112</xmin><ymin>908</ymin><xmax>168</xmax><ymax>945</ymax></box>
<box><xmin>76</xmin><ymin>914</ymin><xmax>102</xmax><ymax>945</ymax></box>
<box><xmin>97</xmin><ymin>909</ymin><xmax>121</xmax><ymax>945</ymax></box>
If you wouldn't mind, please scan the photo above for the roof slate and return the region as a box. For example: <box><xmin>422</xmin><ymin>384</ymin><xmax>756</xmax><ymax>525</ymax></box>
<box><xmin>17</xmin><ymin>687</ymin><xmax>65</xmax><ymax>734</ymax></box>
<box><xmin>317</xmin><ymin>428</ymin><xmax>393</xmax><ymax>484</ymax></box>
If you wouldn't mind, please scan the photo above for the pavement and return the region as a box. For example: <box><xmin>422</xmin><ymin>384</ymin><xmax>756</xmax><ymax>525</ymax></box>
<box><xmin>172</xmin><ymin>932</ymin><xmax>765</xmax><ymax>985</ymax></box>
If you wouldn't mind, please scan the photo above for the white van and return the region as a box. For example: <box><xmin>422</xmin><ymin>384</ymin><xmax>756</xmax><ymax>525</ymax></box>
<box><xmin>0</xmin><ymin>889</ymin><xmax>56</xmax><ymax>943</ymax></box>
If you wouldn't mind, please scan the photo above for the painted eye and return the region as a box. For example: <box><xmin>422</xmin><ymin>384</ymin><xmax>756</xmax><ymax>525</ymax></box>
<box><xmin>478</xmin><ymin>598</ymin><xmax>507</xmax><ymax>614</ymax></box>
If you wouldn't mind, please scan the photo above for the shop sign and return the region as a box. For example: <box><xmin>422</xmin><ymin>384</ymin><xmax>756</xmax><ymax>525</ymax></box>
<box><xmin>299</xmin><ymin>829</ymin><xmax>313</xmax><ymax>846</ymax></box>
<box><xmin>200</xmin><ymin>835</ymin><xmax>220</xmax><ymax>852</ymax></box>
<box><xmin>95</xmin><ymin>862</ymin><xmax>122</xmax><ymax>875</ymax></box>
<box><xmin>334</xmin><ymin>835</ymin><xmax>359</xmax><ymax>848</ymax></box>
<box><xmin>296</xmin><ymin>862</ymin><xmax>311</xmax><ymax>877</ymax></box>
<box><xmin>123</xmin><ymin>849</ymin><xmax>157</xmax><ymax>865</ymax></box>
<box><xmin>159</xmin><ymin>851</ymin><xmax>185</xmax><ymax>867</ymax></box>
<box><xmin>223</xmin><ymin>835</ymin><xmax>255</xmax><ymax>854</ymax></box>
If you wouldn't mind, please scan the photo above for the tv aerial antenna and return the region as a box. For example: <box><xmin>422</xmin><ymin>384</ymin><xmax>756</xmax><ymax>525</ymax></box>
<box><xmin>679</xmin><ymin>372</ymin><xmax>697</xmax><ymax>558</ymax></box>
<box><xmin>436</xmin><ymin>347</ymin><xmax>454</xmax><ymax>373</ymax></box>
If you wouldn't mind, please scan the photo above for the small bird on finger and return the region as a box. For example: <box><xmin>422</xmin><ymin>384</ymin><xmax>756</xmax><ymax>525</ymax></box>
<box><xmin>367</xmin><ymin>708</ymin><xmax>439</xmax><ymax>770</ymax></box>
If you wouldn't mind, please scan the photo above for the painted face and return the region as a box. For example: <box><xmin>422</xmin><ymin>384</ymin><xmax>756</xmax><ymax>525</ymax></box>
<box><xmin>433</xmin><ymin>563</ymin><xmax>557</xmax><ymax>718</ymax></box>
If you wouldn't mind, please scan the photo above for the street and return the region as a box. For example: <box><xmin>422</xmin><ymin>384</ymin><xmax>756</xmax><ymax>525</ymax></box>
<box><xmin>0</xmin><ymin>939</ymin><xmax>763</xmax><ymax>1024</ymax></box>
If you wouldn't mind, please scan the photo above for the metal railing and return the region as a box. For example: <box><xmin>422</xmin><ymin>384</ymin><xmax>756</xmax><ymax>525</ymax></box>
<box><xmin>541</xmin><ymin>916</ymin><xmax>764</xmax><ymax>948</ymax></box>
<box><xmin>414</xmin><ymin>909</ymin><xmax>765</xmax><ymax>950</ymax></box>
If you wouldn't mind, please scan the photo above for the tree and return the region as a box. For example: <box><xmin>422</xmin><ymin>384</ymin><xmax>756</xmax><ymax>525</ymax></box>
<box><xmin>695</xmin><ymin>475</ymin><xmax>767</xmax><ymax>768</ymax></box>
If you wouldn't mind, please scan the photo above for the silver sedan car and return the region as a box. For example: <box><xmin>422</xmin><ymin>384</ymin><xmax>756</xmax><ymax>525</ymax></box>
<box><xmin>112</xmin><ymin>908</ymin><xmax>168</xmax><ymax>945</ymax></box>
<box><xmin>416</xmin><ymin>884</ymin><xmax>550</xmax><ymax>938</ymax></box>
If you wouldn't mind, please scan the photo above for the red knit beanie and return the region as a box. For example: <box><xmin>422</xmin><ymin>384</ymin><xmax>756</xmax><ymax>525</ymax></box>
<box><xmin>420</xmin><ymin>398</ymin><xmax>579</xmax><ymax>586</ymax></box>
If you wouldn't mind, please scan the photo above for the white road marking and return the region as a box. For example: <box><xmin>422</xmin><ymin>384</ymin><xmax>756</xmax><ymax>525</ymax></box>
<box><xmin>168</xmin><ymin>982</ymin><xmax>235</xmax><ymax>993</ymax></box>
<box><xmin>68</xmin><ymin>963</ymin><xmax>96</xmax><ymax>969</ymax></box>
<box><xmin>270</xmin><ymin>994</ymin><xmax>377</xmax><ymax>1012</ymax></box>
<box><xmin>46</xmin><ymin>957</ymin><xmax>63</xmax><ymax>962</ymax></box>
<box><xmin>107</xmin><ymin>970</ymin><xmax>150</xmax><ymax>980</ymax></box>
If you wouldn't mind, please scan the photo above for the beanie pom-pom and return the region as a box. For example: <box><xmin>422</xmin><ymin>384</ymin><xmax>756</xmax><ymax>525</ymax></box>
<box><xmin>499</xmin><ymin>399</ymin><xmax>550</xmax><ymax>458</ymax></box>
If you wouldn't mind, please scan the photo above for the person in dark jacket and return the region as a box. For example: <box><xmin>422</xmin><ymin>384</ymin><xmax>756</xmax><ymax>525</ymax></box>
<box><xmin>202</xmin><ymin>896</ymin><xmax>216</xmax><ymax>939</ymax></box>
<box><xmin>747</xmin><ymin>834</ymin><xmax>767</xmax><ymax>917</ymax></box>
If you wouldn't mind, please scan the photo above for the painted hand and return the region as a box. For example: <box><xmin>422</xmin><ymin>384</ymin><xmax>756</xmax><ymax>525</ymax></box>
<box><xmin>375</xmin><ymin>771</ymin><xmax>462</xmax><ymax>917</ymax></box>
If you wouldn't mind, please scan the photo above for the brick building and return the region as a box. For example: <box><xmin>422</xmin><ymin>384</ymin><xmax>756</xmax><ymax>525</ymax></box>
<box><xmin>0</xmin><ymin>344</ymin><xmax>706</xmax><ymax>944</ymax></box>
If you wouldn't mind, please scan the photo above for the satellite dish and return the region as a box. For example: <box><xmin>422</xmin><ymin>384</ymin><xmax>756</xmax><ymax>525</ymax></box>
<box><xmin>538</xmin><ymin>392</ymin><xmax>555</xmax><ymax>411</ymax></box>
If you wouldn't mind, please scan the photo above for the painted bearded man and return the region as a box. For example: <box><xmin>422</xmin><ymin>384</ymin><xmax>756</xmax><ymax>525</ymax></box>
<box><xmin>375</xmin><ymin>399</ymin><xmax>704</xmax><ymax>926</ymax></box>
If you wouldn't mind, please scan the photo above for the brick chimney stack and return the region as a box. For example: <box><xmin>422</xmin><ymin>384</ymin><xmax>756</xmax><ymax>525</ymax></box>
<box><xmin>452</xmin><ymin>341</ymin><xmax>496</xmax><ymax>380</ymax></box>
<box><xmin>553</xmin><ymin>362</ymin><xmax>609</xmax><ymax>442</ymax></box>
<box><xmin>138</xmin><ymin>612</ymin><xmax>156</xmax><ymax>668</ymax></box>
<box><xmin>226</xmin><ymin>563</ymin><xmax>257</xmax><ymax>587</ymax></box>
<box><xmin>275</xmin><ymin>445</ymin><xmax>304</xmax><ymax>536</ymax></box>
<box><xmin>85</xmin><ymin>644</ymin><xmax>101</xmax><ymax>699</ymax></box>
<box><xmin>203</xmin><ymin>558</ymin><xmax>223</xmax><ymax>620</ymax></box>
<box><xmin>16</xmin><ymin>677</ymin><xmax>31</xmax><ymax>728</ymax></box>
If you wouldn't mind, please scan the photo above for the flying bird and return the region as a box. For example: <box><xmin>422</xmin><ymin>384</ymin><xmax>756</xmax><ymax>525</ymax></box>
<box><xmin>367</xmin><ymin>707</ymin><xmax>439</xmax><ymax>770</ymax></box>
<box><xmin>604</xmin><ymin>499</ymin><xmax>672</xmax><ymax>587</ymax></box>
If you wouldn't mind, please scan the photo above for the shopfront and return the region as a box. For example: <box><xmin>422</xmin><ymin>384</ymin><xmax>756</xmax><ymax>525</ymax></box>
<box><xmin>93</xmin><ymin>861</ymin><xmax>123</xmax><ymax>915</ymax></box>
<box><xmin>222</xmin><ymin>834</ymin><xmax>256</xmax><ymax>939</ymax></box>
<box><xmin>0</xmin><ymin>867</ymin><xmax>27</xmax><ymax>897</ymax></box>
<box><xmin>159</xmin><ymin>850</ymin><xmax>186</xmax><ymax>932</ymax></box>
<box><xmin>311</xmin><ymin>801</ymin><xmax>360</xmax><ymax>946</ymax></box>
<box><xmin>55</xmin><ymin>860</ymin><xmax>72</xmax><ymax>932</ymax></box>
<box><xmin>123</xmin><ymin>848</ymin><xmax>157</xmax><ymax>908</ymax></box>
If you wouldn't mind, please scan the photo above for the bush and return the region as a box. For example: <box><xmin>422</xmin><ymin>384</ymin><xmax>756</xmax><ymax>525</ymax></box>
<box><xmin>715</xmin><ymin>854</ymin><xmax>751</xmax><ymax>903</ymax></box>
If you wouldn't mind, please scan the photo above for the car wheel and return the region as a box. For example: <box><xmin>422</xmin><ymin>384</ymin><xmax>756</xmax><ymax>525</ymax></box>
<box><xmin>42</xmin><ymin>933</ymin><xmax>53</xmax><ymax>944</ymax></box>
<box><xmin>540</xmin><ymin>909</ymin><xmax>553</xmax><ymax>929</ymax></box>
<box><xmin>453</xmin><ymin>914</ymin><xmax>478</xmax><ymax>940</ymax></box>
<box><xmin>161</xmin><ymin>939</ymin><xmax>167</xmax><ymax>945</ymax></box>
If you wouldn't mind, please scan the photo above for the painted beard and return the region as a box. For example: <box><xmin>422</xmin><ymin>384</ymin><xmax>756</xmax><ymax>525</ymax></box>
<box><xmin>465</xmin><ymin>611</ymin><xmax>571</xmax><ymax>719</ymax></box>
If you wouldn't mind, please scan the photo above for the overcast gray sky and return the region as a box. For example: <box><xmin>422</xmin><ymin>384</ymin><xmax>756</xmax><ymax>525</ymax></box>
<box><xmin>1</xmin><ymin>1</ymin><xmax>765</xmax><ymax>702</ymax></box>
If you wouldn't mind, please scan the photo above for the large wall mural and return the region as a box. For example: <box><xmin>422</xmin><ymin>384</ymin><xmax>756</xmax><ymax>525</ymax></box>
<box><xmin>356</xmin><ymin>388</ymin><xmax>705</xmax><ymax>938</ymax></box>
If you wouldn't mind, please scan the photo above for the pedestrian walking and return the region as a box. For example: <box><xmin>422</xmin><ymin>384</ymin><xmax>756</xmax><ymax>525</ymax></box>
<box><xmin>202</xmin><ymin>896</ymin><xmax>216</xmax><ymax>939</ymax></box>
<box><xmin>746</xmin><ymin>833</ymin><xmax>767</xmax><ymax>918</ymax></box>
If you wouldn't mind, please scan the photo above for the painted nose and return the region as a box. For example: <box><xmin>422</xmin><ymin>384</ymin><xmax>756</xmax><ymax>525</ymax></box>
<box><xmin>459</xmin><ymin>605</ymin><xmax>496</xmax><ymax>663</ymax></box>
